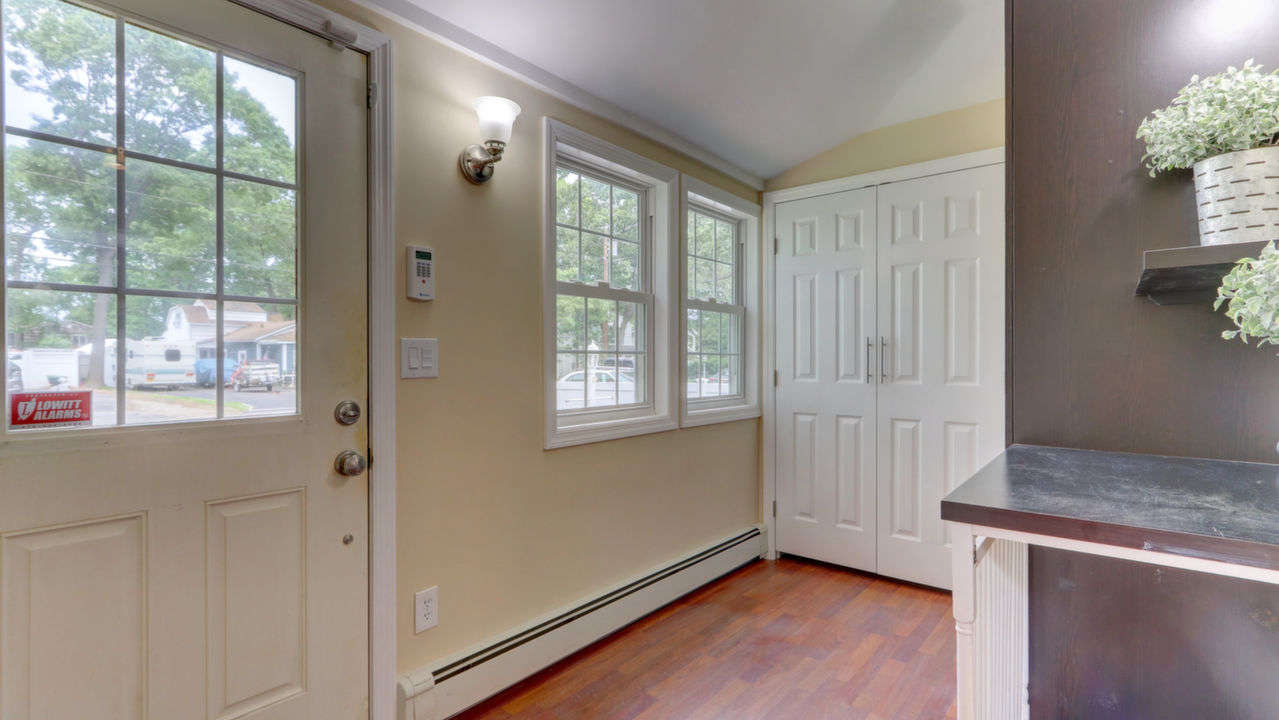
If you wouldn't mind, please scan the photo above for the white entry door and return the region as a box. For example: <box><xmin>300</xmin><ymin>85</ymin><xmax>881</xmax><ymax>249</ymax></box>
<box><xmin>774</xmin><ymin>187</ymin><xmax>878</xmax><ymax>571</ymax></box>
<box><xmin>875</xmin><ymin>165</ymin><xmax>1005</xmax><ymax>590</ymax></box>
<box><xmin>773</xmin><ymin>163</ymin><xmax>1004</xmax><ymax>590</ymax></box>
<box><xmin>0</xmin><ymin>0</ymin><xmax>370</xmax><ymax>717</ymax></box>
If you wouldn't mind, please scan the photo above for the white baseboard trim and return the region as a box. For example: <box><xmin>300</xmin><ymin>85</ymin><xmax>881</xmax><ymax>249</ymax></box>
<box><xmin>397</xmin><ymin>525</ymin><xmax>767</xmax><ymax>720</ymax></box>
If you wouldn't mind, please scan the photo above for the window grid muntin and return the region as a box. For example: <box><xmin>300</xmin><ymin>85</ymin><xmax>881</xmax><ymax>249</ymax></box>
<box><xmin>553</xmin><ymin>158</ymin><xmax>651</xmax><ymax>413</ymax></box>
<box><xmin>1</xmin><ymin>0</ymin><xmax>301</xmax><ymax>430</ymax></box>
<box><xmin>685</xmin><ymin>202</ymin><xmax>744</xmax><ymax>403</ymax></box>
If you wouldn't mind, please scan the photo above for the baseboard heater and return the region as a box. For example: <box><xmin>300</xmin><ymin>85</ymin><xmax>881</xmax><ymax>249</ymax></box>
<box><xmin>398</xmin><ymin>525</ymin><xmax>766</xmax><ymax>720</ymax></box>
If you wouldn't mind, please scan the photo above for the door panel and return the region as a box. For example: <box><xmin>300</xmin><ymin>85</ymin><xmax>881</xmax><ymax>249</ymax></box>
<box><xmin>0</xmin><ymin>1</ymin><xmax>369</xmax><ymax>717</ymax></box>
<box><xmin>1</xmin><ymin>515</ymin><xmax>146</xmax><ymax>720</ymax></box>
<box><xmin>775</xmin><ymin>188</ymin><xmax>878</xmax><ymax>571</ymax></box>
<box><xmin>875</xmin><ymin>164</ymin><xmax>1005</xmax><ymax>590</ymax></box>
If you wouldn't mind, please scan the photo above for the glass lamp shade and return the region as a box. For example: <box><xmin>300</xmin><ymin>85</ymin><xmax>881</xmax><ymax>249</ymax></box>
<box><xmin>473</xmin><ymin>96</ymin><xmax>521</xmax><ymax>145</ymax></box>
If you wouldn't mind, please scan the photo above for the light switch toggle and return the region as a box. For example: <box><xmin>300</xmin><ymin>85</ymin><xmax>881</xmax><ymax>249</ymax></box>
<box><xmin>401</xmin><ymin>338</ymin><xmax>438</xmax><ymax>379</ymax></box>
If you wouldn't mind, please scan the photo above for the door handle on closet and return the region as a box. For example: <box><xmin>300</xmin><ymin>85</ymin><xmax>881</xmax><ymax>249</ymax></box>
<box><xmin>865</xmin><ymin>337</ymin><xmax>872</xmax><ymax>384</ymax></box>
<box><xmin>880</xmin><ymin>337</ymin><xmax>888</xmax><ymax>383</ymax></box>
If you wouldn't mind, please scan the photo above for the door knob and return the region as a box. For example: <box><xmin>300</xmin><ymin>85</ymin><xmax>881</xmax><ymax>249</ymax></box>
<box><xmin>334</xmin><ymin>400</ymin><xmax>361</xmax><ymax>425</ymax></box>
<box><xmin>335</xmin><ymin>450</ymin><xmax>368</xmax><ymax>477</ymax></box>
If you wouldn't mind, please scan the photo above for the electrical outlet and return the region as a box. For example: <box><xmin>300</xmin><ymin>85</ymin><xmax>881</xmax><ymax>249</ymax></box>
<box><xmin>414</xmin><ymin>586</ymin><xmax>438</xmax><ymax>634</ymax></box>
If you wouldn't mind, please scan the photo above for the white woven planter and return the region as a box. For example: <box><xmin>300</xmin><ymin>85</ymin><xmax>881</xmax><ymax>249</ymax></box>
<box><xmin>1193</xmin><ymin>146</ymin><xmax>1279</xmax><ymax>246</ymax></box>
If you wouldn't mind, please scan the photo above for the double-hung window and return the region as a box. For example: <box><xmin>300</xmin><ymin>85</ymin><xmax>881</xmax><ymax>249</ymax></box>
<box><xmin>681</xmin><ymin>176</ymin><xmax>760</xmax><ymax>426</ymax></box>
<box><xmin>544</xmin><ymin>120</ymin><xmax>677</xmax><ymax>448</ymax></box>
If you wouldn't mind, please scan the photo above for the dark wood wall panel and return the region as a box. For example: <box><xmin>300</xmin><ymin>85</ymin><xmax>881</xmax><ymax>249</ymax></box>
<box><xmin>1010</xmin><ymin>0</ymin><xmax>1279</xmax><ymax>463</ymax></box>
<box><xmin>1029</xmin><ymin>550</ymin><xmax>1279</xmax><ymax>720</ymax></box>
<box><xmin>1011</xmin><ymin>0</ymin><xmax>1279</xmax><ymax>716</ymax></box>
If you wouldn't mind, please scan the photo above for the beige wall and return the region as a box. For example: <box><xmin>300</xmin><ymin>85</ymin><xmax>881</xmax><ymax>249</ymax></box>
<box><xmin>313</xmin><ymin>0</ymin><xmax>762</xmax><ymax>674</ymax></box>
<box><xmin>765</xmin><ymin>99</ymin><xmax>1005</xmax><ymax>191</ymax></box>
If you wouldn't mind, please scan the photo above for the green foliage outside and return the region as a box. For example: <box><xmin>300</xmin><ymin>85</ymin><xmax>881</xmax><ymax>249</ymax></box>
<box><xmin>554</xmin><ymin>168</ymin><xmax>641</xmax><ymax>374</ymax></box>
<box><xmin>1137</xmin><ymin>60</ymin><xmax>1279</xmax><ymax>176</ymax></box>
<box><xmin>3</xmin><ymin>0</ymin><xmax>296</xmax><ymax>385</ymax></box>
<box><xmin>1217</xmin><ymin>241</ymin><xmax>1279</xmax><ymax>347</ymax></box>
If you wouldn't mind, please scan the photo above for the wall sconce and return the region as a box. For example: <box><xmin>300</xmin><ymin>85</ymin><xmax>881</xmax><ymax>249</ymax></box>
<box><xmin>459</xmin><ymin>96</ymin><xmax>521</xmax><ymax>184</ymax></box>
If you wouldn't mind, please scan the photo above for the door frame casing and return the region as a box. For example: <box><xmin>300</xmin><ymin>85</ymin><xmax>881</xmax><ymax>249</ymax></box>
<box><xmin>760</xmin><ymin>147</ymin><xmax>1004</xmax><ymax>561</ymax></box>
<box><xmin>226</xmin><ymin>1</ymin><xmax>396</xmax><ymax>718</ymax></box>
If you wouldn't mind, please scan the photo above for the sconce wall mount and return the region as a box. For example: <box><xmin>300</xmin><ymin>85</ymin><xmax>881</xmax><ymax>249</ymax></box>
<box><xmin>459</xmin><ymin>96</ymin><xmax>521</xmax><ymax>185</ymax></box>
<box><xmin>459</xmin><ymin>140</ymin><xmax>506</xmax><ymax>184</ymax></box>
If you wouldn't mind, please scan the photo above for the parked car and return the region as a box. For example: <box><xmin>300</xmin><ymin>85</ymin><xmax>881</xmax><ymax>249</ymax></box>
<box><xmin>6</xmin><ymin>360</ymin><xmax>21</xmax><ymax>392</ymax></box>
<box><xmin>556</xmin><ymin>368</ymin><xmax>636</xmax><ymax>409</ymax></box>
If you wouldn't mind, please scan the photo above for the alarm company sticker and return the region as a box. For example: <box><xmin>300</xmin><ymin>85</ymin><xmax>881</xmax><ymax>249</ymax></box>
<box><xmin>9</xmin><ymin>391</ymin><xmax>92</xmax><ymax>428</ymax></box>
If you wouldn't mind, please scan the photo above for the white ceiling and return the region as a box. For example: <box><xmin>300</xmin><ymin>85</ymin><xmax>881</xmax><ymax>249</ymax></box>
<box><xmin>370</xmin><ymin>0</ymin><xmax>1004</xmax><ymax>184</ymax></box>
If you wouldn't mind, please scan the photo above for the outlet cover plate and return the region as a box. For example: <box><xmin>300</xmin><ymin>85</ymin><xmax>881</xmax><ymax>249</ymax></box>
<box><xmin>415</xmin><ymin>586</ymin><xmax>438</xmax><ymax>634</ymax></box>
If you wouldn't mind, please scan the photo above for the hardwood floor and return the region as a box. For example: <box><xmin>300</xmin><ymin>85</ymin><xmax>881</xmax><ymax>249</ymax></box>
<box><xmin>454</xmin><ymin>556</ymin><xmax>958</xmax><ymax>720</ymax></box>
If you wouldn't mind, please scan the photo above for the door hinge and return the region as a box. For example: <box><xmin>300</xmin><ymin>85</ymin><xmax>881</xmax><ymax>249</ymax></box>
<box><xmin>367</xmin><ymin>83</ymin><xmax>378</xmax><ymax>109</ymax></box>
<box><xmin>773</xmin><ymin>370</ymin><xmax>778</xmax><ymax>387</ymax></box>
<box><xmin>772</xmin><ymin>500</ymin><xmax>776</xmax><ymax>518</ymax></box>
<box><xmin>774</xmin><ymin>237</ymin><xmax>779</xmax><ymax>254</ymax></box>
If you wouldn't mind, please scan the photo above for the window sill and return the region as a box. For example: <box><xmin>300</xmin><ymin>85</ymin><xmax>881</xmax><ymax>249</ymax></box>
<box><xmin>681</xmin><ymin>401</ymin><xmax>761</xmax><ymax>428</ymax></box>
<box><xmin>546</xmin><ymin>411</ymin><xmax>678</xmax><ymax>449</ymax></box>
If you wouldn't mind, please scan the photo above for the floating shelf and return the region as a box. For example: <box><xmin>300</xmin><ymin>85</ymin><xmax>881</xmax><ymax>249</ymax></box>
<box><xmin>1134</xmin><ymin>240</ymin><xmax>1270</xmax><ymax>305</ymax></box>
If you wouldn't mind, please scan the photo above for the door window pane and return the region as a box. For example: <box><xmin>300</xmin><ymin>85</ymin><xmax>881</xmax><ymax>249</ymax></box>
<box><xmin>122</xmin><ymin>295</ymin><xmax>214</xmax><ymax>423</ymax></box>
<box><xmin>224</xmin><ymin>178</ymin><xmax>296</xmax><ymax>299</ymax></box>
<box><xmin>125</xmin><ymin>159</ymin><xmax>216</xmax><ymax>293</ymax></box>
<box><xmin>124</xmin><ymin>22</ymin><xmax>215</xmax><ymax>166</ymax></box>
<box><xmin>3</xmin><ymin>0</ymin><xmax>116</xmax><ymax>146</ymax></box>
<box><xmin>5</xmin><ymin>135</ymin><xmax>117</xmax><ymax>287</ymax></box>
<box><xmin>223</xmin><ymin>301</ymin><xmax>297</xmax><ymax>418</ymax></box>
<box><xmin>223</xmin><ymin>56</ymin><xmax>296</xmax><ymax>184</ymax></box>
<box><xmin>5</xmin><ymin>288</ymin><xmax>117</xmax><ymax>429</ymax></box>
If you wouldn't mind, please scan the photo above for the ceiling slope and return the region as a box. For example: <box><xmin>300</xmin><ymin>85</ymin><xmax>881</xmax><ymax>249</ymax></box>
<box><xmin>358</xmin><ymin>0</ymin><xmax>1003</xmax><ymax>186</ymax></box>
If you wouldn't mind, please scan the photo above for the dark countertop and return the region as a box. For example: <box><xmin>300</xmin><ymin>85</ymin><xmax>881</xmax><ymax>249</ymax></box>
<box><xmin>941</xmin><ymin>444</ymin><xmax>1279</xmax><ymax>570</ymax></box>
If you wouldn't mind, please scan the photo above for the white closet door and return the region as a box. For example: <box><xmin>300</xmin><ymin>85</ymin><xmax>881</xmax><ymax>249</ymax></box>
<box><xmin>774</xmin><ymin>187</ymin><xmax>878</xmax><ymax>571</ymax></box>
<box><xmin>875</xmin><ymin>164</ymin><xmax>1005</xmax><ymax>590</ymax></box>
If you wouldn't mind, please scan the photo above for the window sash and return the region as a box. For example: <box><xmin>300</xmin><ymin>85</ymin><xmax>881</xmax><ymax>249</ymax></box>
<box><xmin>686</xmin><ymin>204</ymin><xmax>742</xmax><ymax>305</ymax></box>
<box><xmin>555</xmin><ymin>284</ymin><xmax>654</xmax><ymax>415</ymax></box>
<box><xmin>555</xmin><ymin>159</ymin><xmax>650</xmax><ymax>294</ymax></box>
<box><xmin>685</xmin><ymin>302</ymin><xmax>745</xmax><ymax>404</ymax></box>
<box><xmin>685</xmin><ymin>204</ymin><xmax>744</xmax><ymax>405</ymax></box>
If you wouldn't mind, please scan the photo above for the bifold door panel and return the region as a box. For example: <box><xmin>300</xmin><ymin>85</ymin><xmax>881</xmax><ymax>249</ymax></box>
<box><xmin>776</xmin><ymin>187</ymin><xmax>878</xmax><ymax>572</ymax></box>
<box><xmin>774</xmin><ymin>164</ymin><xmax>1005</xmax><ymax>590</ymax></box>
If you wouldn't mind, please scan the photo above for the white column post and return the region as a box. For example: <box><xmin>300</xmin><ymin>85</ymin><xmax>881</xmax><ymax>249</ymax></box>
<box><xmin>951</xmin><ymin>521</ymin><xmax>977</xmax><ymax>720</ymax></box>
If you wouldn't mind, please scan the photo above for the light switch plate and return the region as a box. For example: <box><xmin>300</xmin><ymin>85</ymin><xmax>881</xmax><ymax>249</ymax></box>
<box><xmin>401</xmin><ymin>338</ymin><xmax>438</xmax><ymax>378</ymax></box>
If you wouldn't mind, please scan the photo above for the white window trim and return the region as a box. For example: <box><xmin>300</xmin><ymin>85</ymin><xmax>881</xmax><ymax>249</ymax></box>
<box><xmin>544</xmin><ymin>119</ymin><xmax>678</xmax><ymax>449</ymax></box>
<box><xmin>680</xmin><ymin>174</ymin><xmax>761</xmax><ymax>427</ymax></box>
